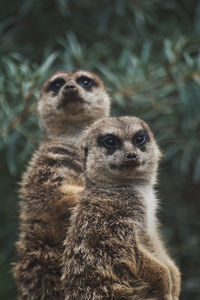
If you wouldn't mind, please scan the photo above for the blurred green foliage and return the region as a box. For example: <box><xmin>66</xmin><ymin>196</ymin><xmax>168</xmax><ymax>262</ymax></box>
<box><xmin>0</xmin><ymin>0</ymin><xmax>200</xmax><ymax>299</ymax></box>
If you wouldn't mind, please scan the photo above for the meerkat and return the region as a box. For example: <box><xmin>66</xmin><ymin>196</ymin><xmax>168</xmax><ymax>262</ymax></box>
<box><xmin>13</xmin><ymin>70</ymin><xmax>110</xmax><ymax>299</ymax></box>
<box><xmin>61</xmin><ymin>116</ymin><xmax>181</xmax><ymax>300</ymax></box>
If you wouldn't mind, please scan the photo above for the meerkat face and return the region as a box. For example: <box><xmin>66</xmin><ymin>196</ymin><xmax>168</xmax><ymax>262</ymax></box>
<box><xmin>38</xmin><ymin>70</ymin><xmax>110</xmax><ymax>130</ymax></box>
<box><xmin>82</xmin><ymin>117</ymin><xmax>161</xmax><ymax>184</ymax></box>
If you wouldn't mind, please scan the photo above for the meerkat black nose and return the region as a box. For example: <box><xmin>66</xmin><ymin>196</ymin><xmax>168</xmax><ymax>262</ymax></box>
<box><xmin>125</xmin><ymin>153</ymin><xmax>138</xmax><ymax>161</ymax></box>
<box><xmin>64</xmin><ymin>84</ymin><xmax>76</xmax><ymax>91</ymax></box>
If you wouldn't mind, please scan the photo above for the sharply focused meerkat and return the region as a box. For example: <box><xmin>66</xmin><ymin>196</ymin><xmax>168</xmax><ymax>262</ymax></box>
<box><xmin>61</xmin><ymin>116</ymin><xmax>181</xmax><ymax>300</ymax></box>
<box><xmin>13</xmin><ymin>70</ymin><xmax>110</xmax><ymax>299</ymax></box>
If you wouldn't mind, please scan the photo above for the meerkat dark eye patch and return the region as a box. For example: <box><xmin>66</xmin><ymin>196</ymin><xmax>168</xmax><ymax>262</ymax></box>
<box><xmin>47</xmin><ymin>78</ymin><xmax>66</xmax><ymax>94</ymax></box>
<box><xmin>133</xmin><ymin>130</ymin><xmax>150</xmax><ymax>151</ymax></box>
<box><xmin>98</xmin><ymin>134</ymin><xmax>121</xmax><ymax>155</ymax></box>
<box><xmin>76</xmin><ymin>76</ymin><xmax>97</xmax><ymax>91</ymax></box>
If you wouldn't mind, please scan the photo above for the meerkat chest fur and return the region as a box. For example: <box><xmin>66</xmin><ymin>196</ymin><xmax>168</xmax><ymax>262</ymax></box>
<box><xmin>81</xmin><ymin>186</ymin><xmax>148</xmax><ymax>238</ymax></box>
<box><xmin>136</xmin><ymin>184</ymin><xmax>158</xmax><ymax>233</ymax></box>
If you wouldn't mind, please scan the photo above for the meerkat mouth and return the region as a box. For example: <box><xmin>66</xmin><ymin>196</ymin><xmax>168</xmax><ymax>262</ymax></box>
<box><xmin>57</xmin><ymin>92</ymin><xmax>84</xmax><ymax>109</ymax></box>
<box><xmin>109</xmin><ymin>161</ymin><xmax>142</xmax><ymax>170</ymax></box>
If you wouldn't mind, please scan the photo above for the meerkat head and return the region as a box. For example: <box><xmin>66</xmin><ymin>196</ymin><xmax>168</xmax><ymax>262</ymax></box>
<box><xmin>38</xmin><ymin>70</ymin><xmax>110</xmax><ymax>135</ymax></box>
<box><xmin>82</xmin><ymin>116</ymin><xmax>162</xmax><ymax>186</ymax></box>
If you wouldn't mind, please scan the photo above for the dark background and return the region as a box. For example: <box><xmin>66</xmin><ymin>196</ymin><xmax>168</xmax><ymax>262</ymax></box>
<box><xmin>0</xmin><ymin>1</ymin><xmax>200</xmax><ymax>299</ymax></box>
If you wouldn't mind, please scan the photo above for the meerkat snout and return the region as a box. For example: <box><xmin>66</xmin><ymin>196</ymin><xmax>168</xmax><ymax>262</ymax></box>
<box><xmin>82</xmin><ymin>116</ymin><xmax>161</xmax><ymax>184</ymax></box>
<box><xmin>63</xmin><ymin>84</ymin><xmax>76</xmax><ymax>91</ymax></box>
<box><xmin>125</xmin><ymin>152</ymin><xmax>138</xmax><ymax>161</ymax></box>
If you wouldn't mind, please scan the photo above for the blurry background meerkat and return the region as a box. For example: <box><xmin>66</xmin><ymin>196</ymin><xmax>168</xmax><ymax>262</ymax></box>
<box><xmin>0</xmin><ymin>1</ymin><xmax>199</xmax><ymax>299</ymax></box>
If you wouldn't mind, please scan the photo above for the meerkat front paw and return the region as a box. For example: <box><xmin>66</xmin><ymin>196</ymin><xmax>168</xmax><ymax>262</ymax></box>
<box><xmin>167</xmin><ymin>263</ymin><xmax>181</xmax><ymax>299</ymax></box>
<box><xmin>152</xmin><ymin>269</ymin><xmax>173</xmax><ymax>300</ymax></box>
<box><xmin>162</xmin><ymin>294</ymin><xmax>173</xmax><ymax>300</ymax></box>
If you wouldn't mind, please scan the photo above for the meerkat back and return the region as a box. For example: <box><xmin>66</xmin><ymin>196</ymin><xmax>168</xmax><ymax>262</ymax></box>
<box><xmin>13</xmin><ymin>70</ymin><xmax>110</xmax><ymax>300</ymax></box>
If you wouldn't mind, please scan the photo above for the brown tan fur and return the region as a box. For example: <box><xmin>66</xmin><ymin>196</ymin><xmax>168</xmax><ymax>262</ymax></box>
<box><xmin>13</xmin><ymin>70</ymin><xmax>110</xmax><ymax>299</ymax></box>
<box><xmin>61</xmin><ymin>116</ymin><xmax>181</xmax><ymax>300</ymax></box>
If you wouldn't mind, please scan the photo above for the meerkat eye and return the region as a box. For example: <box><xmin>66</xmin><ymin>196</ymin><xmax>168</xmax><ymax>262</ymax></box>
<box><xmin>133</xmin><ymin>130</ymin><xmax>149</xmax><ymax>148</ymax></box>
<box><xmin>98</xmin><ymin>135</ymin><xmax>121</xmax><ymax>150</ymax></box>
<box><xmin>47</xmin><ymin>78</ymin><xmax>66</xmax><ymax>92</ymax></box>
<box><xmin>77</xmin><ymin>76</ymin><xmax>97</xmax><ymax>90</ymax></box>
<box><xmin>135</xmin><ymin>135</ymin><xmax>146</xmax><ymax>145</ymax></box>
